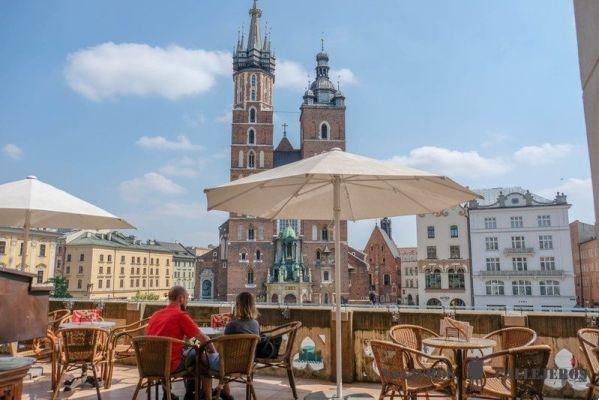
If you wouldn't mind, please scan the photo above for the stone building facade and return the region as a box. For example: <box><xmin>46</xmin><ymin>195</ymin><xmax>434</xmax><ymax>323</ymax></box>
<box><xmin>196</xmin><ymin>1</ymin><xmax>359</xmax><ymax>304</ymax></box>
<box><xmin>399</xmin><ymin>247</ymin><xmax>418</xmax><ymax>305</ymax></box>
<box><xmin>363</xmin><ymin>218</ymin><xmax>401</xmax><ymax>303</ymax></box>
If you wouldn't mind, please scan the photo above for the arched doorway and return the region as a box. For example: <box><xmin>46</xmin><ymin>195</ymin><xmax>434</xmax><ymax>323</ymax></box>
<box><xmin>201</xmin><ymin>280</ymin><xmax>212</xmax><ymax>300</ymax></box>
<box><xmin>426</xmin><ymin>298</ymin><xmax>442</xmax><ymax>308</ymax></box>
<box><xmin>407</xmin><ymin>294</ymin><xmax>414</xmax><ymax>305</ymax></box>
<box><xmin>271</xmin><ymin>294</ymin><xmax>279</xmax><ymax>304</ymax></box>
<box><xmin>284</xmin><ymin>294</ymin><xmax>297</xmax><ymax>304</ymax></box>
<box><xmin>450</xmin><ymin>298</ymin><xmax>466</xmax><ymax>308</ymax></box>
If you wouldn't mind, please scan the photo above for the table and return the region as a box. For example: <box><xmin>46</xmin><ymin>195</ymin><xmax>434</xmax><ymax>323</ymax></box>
<box><xmin>422</xmin><ymin>336</ymin><xmax>496</xmax><ymax>400</ymax></box>
<box><xmin>0</xmin><ymin>357</ymin><xmax>36</xmax><ymax>400</ymax></box>
<box><xmin>58</xmin><ymin>321</ymin><xmax>115</xmax><ymax>391</ymax></box>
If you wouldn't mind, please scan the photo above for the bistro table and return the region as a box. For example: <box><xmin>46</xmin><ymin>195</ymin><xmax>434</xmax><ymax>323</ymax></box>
<box><xmin>58</xmin><ymin>321</ymin><xmax>116</xmax><ymax>391</ymax></box>
<box><xmin>422</xmin><ymin>336</ymin><xmax>496</xmax><ymax>400</ymax></box>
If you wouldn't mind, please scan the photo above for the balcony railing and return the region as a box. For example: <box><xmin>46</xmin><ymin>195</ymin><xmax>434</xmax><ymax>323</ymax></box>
<box><xmin>479</xmin><ymin>269</ymin><xmax>564</xmax><ymax>278</ymax></box>
<box><xmin>504</xmin><ymin>247</ymin><xmax>535</xmax><ymax>255</ymax></box>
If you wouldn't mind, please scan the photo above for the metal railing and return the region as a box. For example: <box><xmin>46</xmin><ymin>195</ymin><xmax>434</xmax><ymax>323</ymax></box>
<box><xmin>478</xmin><ymin>269</ymin><xmax>564</xmax><ymax>278</ymax></box>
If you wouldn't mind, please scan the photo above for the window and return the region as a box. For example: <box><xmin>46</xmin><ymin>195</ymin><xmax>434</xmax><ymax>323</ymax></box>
<box><xmin>449</xmin><ymin>245</ymin><xmax>461</xmax><ymax>259</ymax></box>
<box><xmin>316</xmin><ymin>250</ymin><xmax>321</xmax><ymax>261</ymax></box>
<box><xmin>539</xmin><ymin>235</ymin><xmax>553</xmax><ymax>250</ymax></box>
<box><xmin>512</xmin><ymin>257</ymin><xmax>528</xmax><ymax>271</ymax></box>
<box><xmin>241</xmin><ymin>252</ymin><xmax>247</xmax><ymax>261</ymax></box>
<box><xmin>450</xmin><ymin>225</ymin><xmax>458</xmax><ymax>238</ymax></box>
<box><xmin>131</xmin><ymin>256</ymin><xmax>135</xmax><ymax>264</ymax></box>
<box><xmin>0</xmin><ymin>241</ymin><xmax>6</xmax><ymax>254</ymax></box>
<box><xmin>249</xmin><ymin>107</ymin><xmax>256</xmax><ymax>123</ymax></box>
<box><xmin>106</xmin><ymin>279</ymin><xmax>111</xmax><ymax>289</ymax></box>
<box><xmin>107</xmin><ymin>255</ymin><xmax>112</xmax><ymax>262</ymax></box>
<box><xmin>540</xmin><ymin>256</ymin><xmax>556</xmax><ymax>271</ymax></box>
<box><xmin>251</xmin><ymin>89</ymin><xmax>256</xmax><ymax>101</ymax></box>
<box><xmin>259</xmin><ymin>151</ymin><xmax>264</xmax><ymax>168</ymax></box>
<box><xmin>77</xmin><ymin>279</ymin><xmax>82</xmax><ymax>289</ymax></box>
<box><xmin>250</xmin><ymin>75</ymin><xmax>257</xmax><ymax>101</ymax></box>
<box><xmin>156</xmin><ymin>279</ymin><xmax>159</xmax><ymax>287</ymax></box>
<box><xmin>150</xmin><ymin>258</ymin><xmax>154</xmax><ymax>265</ymax></box>
<box><xmin>39</xmin><ymin>244</ymin><xmax>46</xmax><ymax>257</ymax></box>
<box><xmin>484</xmin><ymin>217</ymin><xmax>497</xmax><ymax>229</ymax></box>
<box><xmin>238</xmin><ymin>150</ymin><xmax>244</xmax><ymax>168</ymax></box>
<box><xmin>99</xmin><ymin>266</ymin><xmax>103</xmax><ymax>274</ymax></box>
<box><xmin>121</xmin><ymin>255</ymin><xmax>125</xmax><ymax>263</ymax></box>
<box><xmin>130</xmin><ymin>278</ymin><xmax>134</xmax><ymax>287</ymax></box>
<box><xmin>67</xmin><ymin>254</ymin><xmax>72</xmax><ymax>262</ymax></box>
<box><xmin>247</xmin><ymin>269</ymin><xmax>254</xmax><ymax>285</ymax></box>
<box><xmin>248</xmin><ymin>128</ymin><xmax>255</xmax><ymax>144</ymax></box>
<box><xmin>512</xmin><ymin>280</ymin><xmax>532</xmax><ymax>296</ymax></box>
<box><xmin>120</xmin><ymin>279</ymin><xmax>124</xmax><ymax>288</ymax></box>
<box><xmin>150</xmin><ymin>279</ymin><xmax>153</xmax><ymax>287</ymax></box>
<box><xmin>78</xmin><ymin>265</ymin><xmax>83</xmax><ymax>273</ymax></box>
<box><xmin>66</xmin><ymin>265</ymin><xmax>71</xmax><ymax>274</ymax></box>
<box><xmin>426</xmin><ymin>246</ymin><xmax>437</xmax><ymax>259</ymax></box>
<box><xmin>143</xmin><ymin>268</ymin><xmax>146</xmax><ymax>274</ymax></box>
<box><xmin>99</xmin><ymin>254</ymin><xmax>104</xmax><ymax>262</ymax></box>
<box><xmin>312</xmin><ymin>225</ymin><xmax>318</xmax><ymax>241</ymax></box>
<box><xmin>540</xmin><ymin>280</ymin><xmax>560</xmax><ymax>296</ymax></box>
<box><xmin>384</xmin><ymin>274</ymin><xmax>391</xmax><ymax>286</ymax></box>
<box><xmin>538</xmin><ymin>215</ymin><xmax>551</xmax><ymax>227</ymax></box>
<box><xmin>485</xmin><ymin>237</ymin><xmax>499</xmax><ymax>251</ymax></box>
<box><xmin>425</xmin><ymin>269</ymin><xmax>441</xmax><ymax>289</ymax></box>
<box><xmin>137</xmin><ymin>257</ymin><xmax>141</xmax><ymax>264</ymax></box>
<box><xmin>19</xmin><ymin>243</ymin><xmax>23</xmax><ymax>256</ymax></box>
<box><xmin>136</xmin><ymin>279</ymin><xmax>140</xmax><ymax>287</ymax></box>
<box><xmin>36</xmin><ymin>270</ymin><xmax>44</xmax><ymax>284</ymax></box>
<box><xmin>486</xmin><ymin>280</ymin><xmax>504</xmax><ymax>296</ymax></box>
<box><xmin>321</xmin><ymin>227</ymin><xmax>329</xmax><ymax>241</ymax></box>
<box><xmin>248</xmin><ymin>227</ymin><xmax>255</xmax><ymax>241</ymax></box>
<box><xmin>427</xmin><ymin>226</ymin><xmax>435</xmax><ymax>239</ymax></box>
<box><xmin>256</xmin><ymin>250</ymin><xmax>261</xmax><ymax>260</ymax></box>
<box><xmin>486</xmin><ymin>257</ymin><xmax>501</xmax><ymax>271</ymax></box>
<box><xmin>80</xmin><ymin>253</ymin><xmax>85</xmax><ymax>261</ymax></box>
<box><xmin>143</xmin><ymin>257</ymin><xmax>147</xmax><ymax>264</ymax></box>
<box><xmin>323</xmin><ymin>271</ymin><xmax>330</xmax><ymax>282</ymax></box>
<box><xmin>511</xmin><ymin>236</ymin><xmax>525</xmax><ymax>249</ymax></box>
<box><xmin>320</xmin><ymin>122</ymin><xmax>329</xmax><ymax>140</ymax></box>
<box><xmin>142</xmin><ymin>279</ymin><xmax>146</xmax><ymax>287</ymax></box>
<box><xmin>98</xmin><ymin>279</ymin><xmax>103</xmax><ymax>289</ymax></box>
<box><xmin>248</xmin><ymin>151</ymin><xmax>256</xmax><ymax>169</ymax></box>
<box><xmin>510</xmin><ymin>216</ymin><xmax>523</xmax><ymax>228</ymax></box>
<box><xmin>448</xmin><ymin>269</ymin><xmax>465</xmax><ymax>289</ymax></box>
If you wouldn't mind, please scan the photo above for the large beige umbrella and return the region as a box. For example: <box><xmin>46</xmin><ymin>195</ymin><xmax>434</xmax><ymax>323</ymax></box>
<box><xmin>0</xmin><ymin>175</ymin><xmax>134</xmax><ymax>272</ymax></box>
<box><xmin>204</xmin><ymin>148</ymin><xmax>479</xmax><ymax>399</ymax></box>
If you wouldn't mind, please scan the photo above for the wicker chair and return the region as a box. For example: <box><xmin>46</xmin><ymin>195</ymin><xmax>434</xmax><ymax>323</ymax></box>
<box><xmin>478</xmin><ymin>327</ymin><xmax>537</xmax><ymax>372</ymax></box>
<box><xmin>132</xmin><ymin>336</ymin><xmax>200</xmax><ymax>400</ymax></box>
<box><xmin>254</xmin><ymin>321</ymin><xmax>302</xmax><ymax>399</ymax></box>
<box><xmin>371</xmin><ymin>339</ymin><xmax>454</xmax><ymax>400</ymax></box>
<box><xmin>199</xmin><ymin>334</ymin><xmax>260</xmax><ymax>400</ymax></box>
<box><xmin>578</xmin><ymin>328</ymin><xmax>599</xmax><ymax>400</ymax></box>
<box><xmin>103</xmin><ymin>318</ymin><xmax>149</xmax><ymax>389</ymax></box>
<box><xmin>464</xmin><ymin>344</ymin><xmax>551</xmax><ymax>400</ymax></box>
<box><xmin>48</xmin><ymin>309</ymin><xmax>71</xmax><ymax>334</ymax></box>
<box><xmin>52</xmin><ymin>327</ymin><xmax>108</xmax><ymax>400</ymax></box>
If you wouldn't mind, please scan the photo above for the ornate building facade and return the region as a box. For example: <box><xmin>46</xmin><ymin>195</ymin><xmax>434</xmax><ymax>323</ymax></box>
<box><xmin>196</xmin><ymin>1</ymin><xmax>358</xmax><ymax>304</ymax></box>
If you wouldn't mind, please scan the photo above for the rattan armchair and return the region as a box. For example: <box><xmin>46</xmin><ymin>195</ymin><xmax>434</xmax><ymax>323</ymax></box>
<box><xmin>103</xmin><ymin>318</ymin><xmax>149</xmax><ymax>389</ymax></box>
<box><xmin>371</xmin><ymin>339</ymin><xmax>454</xmax><ymax>400</ymax></box>
<box><xmin>254</xmin><ymin>321</ymin><xmax>302</xmax><ymax>399</ymax></box>
<box><xmin>389</xmin><ymin>324</ymin><xmax>439</xmax><ymax>350</ymax></box>
<box><xmin>478</xmin><ymin>327</ymin><xmax>537</xmax><ymax>372</ymax></box>
<box><xmin>52</xmin><ymin>327</ymin><xmax>108</xmax><ymax>400</ymax></box>
<box><xmin>132</xmin><ymin>336</ymin><xmax>200</xmax><ymax>400</ymax></box>
<box><xmin>464</xmin><ymin>344</ymin><xmax>551</xmax><ymax>400</ymax></box>
<box><xmin>48</xmin><ymin>309</ymin><xmax>71</xmax><ymax>334</ymax></box>
<box><xmin>578</xmin><ymin>328</ymin><xmax>599</xmax><ymax>400</ymax></box>
<box><xmin>199</xmin><ymin>333</ymin><xmax>260</xmax><ymax>400</ymax></box>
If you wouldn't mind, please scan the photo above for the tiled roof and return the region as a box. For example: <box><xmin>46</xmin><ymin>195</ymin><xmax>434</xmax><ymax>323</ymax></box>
<box><xmin>377</xmin><ymin>227</ymin><xmax>400</xmax><ymax>259</ymax></box>
<box><xmin>273</xmin><ymin>149</ymin><xmax>301</xmax><ymax>167</ymax></box>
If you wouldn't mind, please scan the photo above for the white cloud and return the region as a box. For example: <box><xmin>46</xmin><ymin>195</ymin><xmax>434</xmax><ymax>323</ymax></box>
<box><xmin>2</xmin><ymin>143</ymin><xmax>23</xmax><ymax>160</ymax></box>
<box><xmin>119</xmin><ymin>172</ymin><xmax>186</xmax><ymax>203</ymax></box>
<box><xmin>481</xmin><ymin>132</ymin><xmax>509</xmax><ymax>148</ymax></box>
<box><xmin>215</xmin><ymin>110</ymin><xmax>232</xmax><ymax>124</ymax></box>
<box><xmin>539</xmin><ymin>177</ymin><xmax>594</xmax><ymax>223</ymax></box>
<box><xmin>389</xmin><ymin>146</ymin><xmax>510</xmax><ymax>180</ymax></box>
<box><xmin>65</xmin><ymin>42</ymin><xmax>231</xmax><ymax>100</ymax></box>
<box><xmin>159</xmin><ymin>156</ymin><xmax>205</xmax><ymax>178</ymax></box>
<box><xmin>136</xmin><ymin>135</ymin><xmax>202</xmax><ymax>151</ymax></box>
<box><xmin>513</xmin><ymin>143</ymin><xmax>573</xmax><ymax>166</ymax></box>
<box><xmin>159</xmin><ymin>202</ymin><xmax>207</xmax><ymax>219</ymax></box>
<box><xmin>277</xmin><ymin>60</ymin><xmax>358</xmax><ymax>91</ymax></box>
<box><xmin>184</xmin><ymin>112</ymin><xmax>205</xmax><ymax>128</ymax></box>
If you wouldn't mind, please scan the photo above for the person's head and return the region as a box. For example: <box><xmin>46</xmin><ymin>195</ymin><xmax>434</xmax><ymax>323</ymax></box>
<box><xmin>234</xmin><ymin>292</ymin><xmax>257</xmax><ymax>320</ymax></box>
<box><xmin>168</xmin><ymin>285</ymin><xmax>189</xmax><ymax>311</ymax></box>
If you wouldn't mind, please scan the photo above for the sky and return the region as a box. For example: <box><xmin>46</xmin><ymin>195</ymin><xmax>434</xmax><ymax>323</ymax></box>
<box><xmin>0</xmin><ymin>0</ymin><xmax>592</xmax><ymax>249</ymax></box>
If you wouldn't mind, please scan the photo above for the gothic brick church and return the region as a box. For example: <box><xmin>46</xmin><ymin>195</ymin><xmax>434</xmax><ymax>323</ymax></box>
<box><xmin>196</xmin><ymin>1</ymin><xmax>372</xmax><ymax>304</ymax></box>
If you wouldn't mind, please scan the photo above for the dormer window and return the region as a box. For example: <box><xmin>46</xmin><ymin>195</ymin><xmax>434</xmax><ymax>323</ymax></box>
<box><xmin>320</xmin><ymin>122</ymin><xmax>329</xmax><ymax>140</ymax></box>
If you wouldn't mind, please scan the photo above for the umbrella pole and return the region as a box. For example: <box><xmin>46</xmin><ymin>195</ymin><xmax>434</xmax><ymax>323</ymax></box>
<box><xmin>333</xmin><ymin>176</ymin><xmax>342</xmax><ymax>399</ymax></box>
<box><xmin>21</xmin><ymin>211</ymin><xmax>31</xmax><ymax>272</ymax></box>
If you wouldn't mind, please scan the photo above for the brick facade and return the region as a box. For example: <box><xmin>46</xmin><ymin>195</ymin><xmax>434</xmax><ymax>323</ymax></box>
<box><xmin>363</xmin><ymin>223</ymin><xmax>402</xmax><ymax>303</ymax></box>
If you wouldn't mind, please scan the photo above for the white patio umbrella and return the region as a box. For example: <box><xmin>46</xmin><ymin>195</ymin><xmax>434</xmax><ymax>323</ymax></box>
<box><xmin>204</xmin><ymin>148</ymin><xmax>480</xmax><ymax>399</ymax></box>
<box><xmin>0</xmin><ymin>175</ymin><xmax>134</xmax><ymax>272</ymax></box>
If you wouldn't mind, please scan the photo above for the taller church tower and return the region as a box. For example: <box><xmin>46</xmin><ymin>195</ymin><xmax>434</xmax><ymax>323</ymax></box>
<box><xmin>226</xmin><ymin>0</ymin><xmax>276</xmax><ymax>301</ymax></box>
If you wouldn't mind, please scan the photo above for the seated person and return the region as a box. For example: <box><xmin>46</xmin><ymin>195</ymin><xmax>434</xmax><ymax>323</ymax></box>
<box><xmin>201</xmin><ymin>292</ymin><xmax>259</xmax><ymax>400</ymax></box>
<box><xmin>147</xmin><ymin>285</ymin><xmax>213</xmax><ymax>400</ymax></box>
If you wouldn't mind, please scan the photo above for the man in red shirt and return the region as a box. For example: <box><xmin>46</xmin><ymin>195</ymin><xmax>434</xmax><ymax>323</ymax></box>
<box><xmin>147</xmin><ymin>286</ymin><xmax>212</xmax><ymax>400</ymax></box>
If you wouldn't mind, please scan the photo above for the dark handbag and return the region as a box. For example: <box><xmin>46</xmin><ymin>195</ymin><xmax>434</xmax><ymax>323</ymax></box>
<box><xmin>256</xmin><ymin>334</ymin><xmax>282</xmax><ymax>359</ymax></box>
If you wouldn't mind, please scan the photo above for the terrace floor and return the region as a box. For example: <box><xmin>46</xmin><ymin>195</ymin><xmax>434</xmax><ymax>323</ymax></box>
<box><xmin>23</xmin><ymin>362</ymin><xmax>382</xmax><ymax>400</ymax></box>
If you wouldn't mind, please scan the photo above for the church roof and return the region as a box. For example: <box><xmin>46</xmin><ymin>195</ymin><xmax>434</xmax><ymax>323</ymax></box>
<box><xmin>273</xmin><ymin>149</ymin><xmax>301</xmax><ymax>167</ymax></box>
<box><xmin>376</xmin><ymin>226</ymin><xmax>400</xmax><ymax>259</ymax></box>
<box><xmin>275</xmin><ymin>136</ymin><xmax>294</xmax><ymax>152</ymax></box>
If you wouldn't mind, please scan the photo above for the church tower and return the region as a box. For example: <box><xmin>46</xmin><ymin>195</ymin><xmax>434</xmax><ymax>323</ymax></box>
<box><xmin>226</xmin><ymin>0</ymin><xmax>276</xmax><ymax>301</ymax></box>
<box><xmin>299</xmin><ymin>45</ymin><xmax>349</xmax><ymax>304</ymax></box>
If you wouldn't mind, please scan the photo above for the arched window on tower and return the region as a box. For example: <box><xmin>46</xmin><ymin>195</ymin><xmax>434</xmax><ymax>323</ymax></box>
<box><xmin>248</xmin><ymin>151</ymin><xmax>256</xmax><ymax>169</ymax></box>
<box><xmin>312</xmin><ymin>225</ymin><xmax>318</xmax><ymax>241</ymax></box>
<box><xmin>255</xmin><ymin>250</ymin><xmax>261</xmax><ymax>261</ymax></box>
<box><xmin>238</xmin><ymin>150</ymin><xmax>244</xmax><ymax>168</ymax></box>
<box><xmin>251</xmin><ymin>74</ymin><xmax>257</xmax><ymax>101</ymax></box>
<box><xmin>316</xmin><ymin>249</ymin><xmax>321</xmax><ymax>261</ymax></box>
<box><xmin>320</xmin><ymin>122</ymin><xmax>329</xmax><ymax>140</ymax></box>
<box><xmin>248</xmin><ymin>128</ymin><xmax>255</xmax><ymax>144</ymax></box>
<box><xmin>249</xmin><ymin>107</ymin><xmax>256</xmax><ymax>123</ymax></box>
<box><xmin>259</xmin><ymin>151</ymin><xmax>264</xmax><ymax>168</ymax></box>
<box><xmin>247</xmin><ymin>268</ymin><xmax>254</xmax><ymax>285</ymax></box>
<box><xmin>321</xmin><ymin>226</ymin><xmax>329</xmax><ymax>241</ymax></box>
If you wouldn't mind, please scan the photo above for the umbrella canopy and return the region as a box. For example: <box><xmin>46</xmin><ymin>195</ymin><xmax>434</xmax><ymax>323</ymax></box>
<box><xmin>205</xmin><ymin>148</ymin><xmax>480</xmax><ymax>400</ymax></box>
<box><xmin>0</xmin><ymin>176</ymin><xmax>134</xmax><ymax>230</ymax></box>
<box><xmin>205</xmin><ymin>148</ymin><xmax>480</xmax><ymax>219</ymax></box>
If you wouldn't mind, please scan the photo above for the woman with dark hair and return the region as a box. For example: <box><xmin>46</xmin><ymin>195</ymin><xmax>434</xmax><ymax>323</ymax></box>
<box><xmin>225</xmin><ymin>291</ymin><xmax>260</xmax><ymax>335</ymax></box>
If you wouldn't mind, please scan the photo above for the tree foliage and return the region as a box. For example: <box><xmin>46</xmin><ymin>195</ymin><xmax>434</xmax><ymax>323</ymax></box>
<box><xmin>132</xmin><ymin>291</ymin><xmax>160</xmax><ymax>301</ymax></box>
<box><xmin>47</xmin><ymin>276</ymin><xmax>72</xmax><ymax>298</ymax></box>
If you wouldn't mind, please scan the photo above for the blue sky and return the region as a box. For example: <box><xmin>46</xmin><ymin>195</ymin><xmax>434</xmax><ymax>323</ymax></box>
<box><xmin>0</xmin><ymin>0</ymin><xmax>592</xmax><ymax>248</ymax></box>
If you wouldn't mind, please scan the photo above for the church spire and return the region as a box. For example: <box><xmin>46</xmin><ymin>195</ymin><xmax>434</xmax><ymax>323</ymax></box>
<box><xmin>247</xmin><ymin>0</ymin><xmax>262</xmax><ymax>51</ymax></box>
